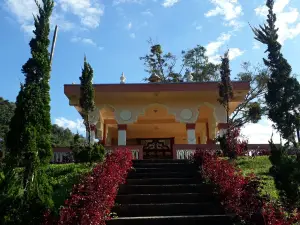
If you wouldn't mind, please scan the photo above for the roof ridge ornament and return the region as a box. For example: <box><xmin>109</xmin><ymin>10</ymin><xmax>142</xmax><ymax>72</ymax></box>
<box><xmin>148</xmin><ymin>73</ymin><xmax>161</xmax><ymax>83</ymax></box>
<box><xmin>120</xmin><ymin>72</ymin><xmax>126</xmax><ymax>84</ymax></box>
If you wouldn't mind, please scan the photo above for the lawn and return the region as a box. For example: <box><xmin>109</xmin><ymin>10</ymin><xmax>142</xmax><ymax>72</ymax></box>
<box><xmin>47</xmin><ymin>163</ymin><xmax>94</xmax><ymax>213</ymax></box>
<box><xmin>235</xmin><ymin>156</ymin><xmax>279</xmax><ymax>200</ymax></box>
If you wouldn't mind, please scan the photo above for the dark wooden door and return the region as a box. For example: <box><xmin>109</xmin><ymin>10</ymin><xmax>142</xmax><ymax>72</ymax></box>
<box><xmin>138</xmin><ymin>138</ymin><xmax>174</xmax><ymax>159</ymax></box>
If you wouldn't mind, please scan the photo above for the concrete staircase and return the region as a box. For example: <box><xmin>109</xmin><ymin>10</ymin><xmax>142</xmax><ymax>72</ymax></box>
<box><xmin>106</xmin><ymin>159</ymin><xmax>234</xmax><ymax>225</ymax></box>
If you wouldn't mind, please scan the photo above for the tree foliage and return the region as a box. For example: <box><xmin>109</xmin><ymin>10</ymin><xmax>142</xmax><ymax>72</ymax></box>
<box><xmin>51</xmin><ymin>124</ymin><xmax>78</xmax><ymax>147</ymax></box>
<box><xmin>269</xmin><ymin>142</ymin><xmax>300</xmax><ymax>209</ymax></box>
<box><xmin>218</xmin><ymin>50</ymin><xmax>233</xmax><ymax>123</ymax></box>
<box><xmin>79</xmin><ymin>56</ymin><xmax>95</xmax><ymax>146</ymax></box>
<box><xmin>182</xmin><ymin>45</ymin><xmax>219</xmax><ymax>82</ymax></box>
<box><xmin>2</xmin><ymin>1</ymin><xmax>55</xmax><ymax>224</ymax></box>
<box><xmin>252</xmin><ymin>0</ymin><xmax>300</xmax><ymax>145</ymax></box>
<box><xmin>140</xmin><ymin>41</ymin><xmax>180</xmax><ymax>82</ymax></box>
<box><xmin>0</xmin><ymin>98</ymin><xmax>15</xmax><ymax>153</ymax></box>
<box><xmin>0</xmin><ymin>97</ymin><xmax>80</xmax><ymax>149</ymax></box>
<box><xmin>140</xmin><ymin>40</ymin><xmax>220</xmax><ymax>83</ymax></box>
<box><xmin>230</xmin><ymin>62</ymin><xmax>269</xmax><ymax>128</ymax></box>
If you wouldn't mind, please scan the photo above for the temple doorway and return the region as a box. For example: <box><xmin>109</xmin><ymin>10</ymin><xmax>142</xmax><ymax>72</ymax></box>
<box><xmin>138</xmin><ymin>138</ymin><xmax>174</xmax><ymax>159</ymax></box>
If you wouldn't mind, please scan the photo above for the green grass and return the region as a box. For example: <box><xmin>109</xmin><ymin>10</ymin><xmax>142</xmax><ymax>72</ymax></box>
<box><xmin>235</xmin><ymin>156</ymin><xmax>279</xmax><ymax>200</ymax></box>
<box><xmin>46</xmin><ymin>163</ymin><xmax>94</xmax><ymax>213</ymax></box>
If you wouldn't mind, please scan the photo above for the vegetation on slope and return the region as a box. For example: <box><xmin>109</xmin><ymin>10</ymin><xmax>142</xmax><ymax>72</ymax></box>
<box><xmin>235</xmin><ymin>156</ymin><xmax>279</xmax><ymax>200</ymax></box>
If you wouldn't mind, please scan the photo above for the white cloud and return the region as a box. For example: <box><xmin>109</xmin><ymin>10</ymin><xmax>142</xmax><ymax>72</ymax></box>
<box><xmin>71</xmin><ymin>36</ymin><xmax>103</xmax><ymax>50</ymax></box>
<box><xmin>141</xmin><ymin>9</ymin><xmax>153</xmax><ymax>16</ymax></box>
<box><xmin>241</xmin><ymin>118</ymin><xmax>281</xmax><ymax>144</ymax></box>
<box><xmin>54</xmin><ymin>117</ymin><xmax>86</xmax><ymax>135</ymax></box>
<box><xmin>162</xmin><ymin>0</ymin><xmax>179</xmax><ymax>8</ymax></box>
<box><xmin>130</xmin><ymin>33</ymin><xmax>136</xmax><ymax>38</ymax></box>
<box><xmin>4</xmin><ymin>0</ymin><xmax>40</xmax><ymax>34</ymax></box>
<box><xmin>4</xmin><ymin>0</ymin><xmax>103</xmax><ymax>34</ymax></box>
<box><xmin>113</xmin><ymin>0</ymin><xmax>143</xmax><ymax>5</ymax></box>
<box><xmin>58</xmin><ymin>0</ymin><xmax>104</xmax><ymax>29</ymax></box>
<box><xmin>228</xmin><ymin>48</ymin><xmax>244</xmax><ymax>60</ymax></box>
<box><xmin>255</xmin><ymin>0</ymin><xmax>300</xmax><ymax>44</ymax></box>
<box><xmin>205</xmin><ymin>33</ymin><xmax>244</xmax><ymax>63</ymax></box>
<box><xmin>126</xmin><ymin>22</ymin><xmax>132</xmax><ymax>30</ymax></box>
<box><xmin>253</xmin><ymin>41</ymin><xmax>261</xmax><ymax>50</ymax></box>
<box><xmin>51</xmin><ymin>11</ymin><xmax>75</xmax><ymax>31</ymax></box>
<box><xmin>206</xmin><ymin>33</ymin><xmax>231</xmax><ymax>63</ymax></box>
<box><xmin>205</xmin><ymin>0</ymin><xmax>243</xmax><ymax>30</ymax></box>
<box><xmin>192</xmin><ymin>21</ymin><xmax>203</xmax><ymax>30</ymax></box>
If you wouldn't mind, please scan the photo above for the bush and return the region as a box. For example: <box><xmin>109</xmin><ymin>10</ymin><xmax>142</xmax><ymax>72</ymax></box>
<box><xmin>216</xmin><ymin>126</ymin><xmax>248</xmax><ymax>159</ymax></box>
<box><xmin>44</xmin><ymin>148</ymin><xmax>132</xmax><ymax>225</ymax></box>
<box><xmin>0</xmin><ymin>167</ymin><xmax>53</xmax><ymax>225</ymax></box>
<box><xmin>73</xmin><ymin>144</ymin><xmax>105</xmax><ymax>163</ymax></box>
<box><xmin>269</xmin><ymin>142</ymin><xmax>300</xmax><ymax>209</ymax></box>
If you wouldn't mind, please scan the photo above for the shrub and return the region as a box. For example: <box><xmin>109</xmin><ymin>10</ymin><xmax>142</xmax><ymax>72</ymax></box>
<box><xmin>269</xmin><ymin>142</ymin><xmax>300</xmax><ymax>209</ymax></box>
<box><xmin>73</xmin><ymin>144</ymin><xmax>105</xmax><ymax>163</ymax></box>
<box><xmin>193</xmin><ymin>149</ymin><xmax>300</xmax><ymax>225</ymax></box>
<box><xmin>44</xmin><ymin>148</ymin><xmax>132</xmax><ymax>225</ymax></box>
<box><xmin>217</xmin><ymin>126</ymin><xmax>248</xmax><ymax>159</ymax></box>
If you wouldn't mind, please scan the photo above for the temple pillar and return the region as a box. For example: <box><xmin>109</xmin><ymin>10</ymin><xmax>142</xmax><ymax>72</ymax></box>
<box><xmin>214</xmin><ymin>105</ymin><xmax>227</xmax><ymax>138</ymax></box>
<box><xmin>118</xmin><ymin>124</ymin><xmax>127</xmax><ymax>146</ymax></box>
<box><xmin>85</xmin><ymin>108</ymin><xmax>100</xmax><ymax>145</ymax></box>
<box><xmin>186</xmin><ymin>124</ymin><xmax>196</xmax><ymax>144</ymax></box>
<box><xmin>86</xmin><ymin>123</ymin><xmax>97</xmax><ymax>144</ymax></box>
<box><xmin>200</xmin><ymin>132</ymin><xmax>207</xmax><ymax>144</ymax></box>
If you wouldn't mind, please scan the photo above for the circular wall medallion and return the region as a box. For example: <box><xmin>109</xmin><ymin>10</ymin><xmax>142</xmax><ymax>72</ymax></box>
<box><xmin>120</xmin><ymin>110</ymin><xmax>132</xmax><ymax>121</ymax></box>
<box><xmin>180</xmin><ymin>109</ymin><xmax>193</xmax><ymax>120</ymax></box>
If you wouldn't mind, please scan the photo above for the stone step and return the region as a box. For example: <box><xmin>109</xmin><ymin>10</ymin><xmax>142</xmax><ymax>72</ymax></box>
<box><xmin>127</xmin><ymin>172</ymin><xmax>198</xmax><ymax>179</ymax></box>
<box><xmin>115</xmin><ymin>193</ymin><xmax>216</xmax><ymax>204</ymax></box>
<box><xmin>106</xmin><ymin>215</ymin><xmax>233</xmax><ymax>225</ymax></box>
<box><xmin>133</xmin><ymin>162</ymin><xmax>196</xmax><ymax>168</ymax></box>
<box><xmin>118</xmin><ymin>184</ymin><xmax>213</xmax><ymax>195</ymax></box>
<box><xmin>133</xmin><ymin>159</ymin><xmax>190</xmax><ymax>164</ymax></box>
<box><xmin>133</xmin><ymin>163</ymin><xmax>196</xmax><ymax>169</ymax></box>
<box><xmin>111</xmin><ymin>202</ymin><xmax>224</xmax><ymax>217</ymax></box>
<box><xmin>132</xmin><ymin>167</ymin><xmax>198</xmax><ymax>174</ymax></box>
<box><xmin>126</xmin><ymin>177</ymin><xmax>202</xmax><ymax>185</ymax></box>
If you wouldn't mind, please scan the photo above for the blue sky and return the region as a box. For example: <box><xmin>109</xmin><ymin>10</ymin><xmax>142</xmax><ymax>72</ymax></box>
<box><xmin>1</xmin><ymin>0</ymin><xmax>300</xmax><ymax>143</ymax></box>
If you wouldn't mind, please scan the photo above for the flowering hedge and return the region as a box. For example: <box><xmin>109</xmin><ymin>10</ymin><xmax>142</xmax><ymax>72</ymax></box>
<box><xmin>44</xmin><ymin>148</ymin><xmax>132</xmax><ymax>225</ymax></box>
<box><xmin>194</xmin><ymin>150</ymin><xmax>300</xmax><ymax>225</ymax></box>
<box><xmin>217</xmin><ymin>126</ymin><xmax>248</xmax><ymax>158</ymax></box>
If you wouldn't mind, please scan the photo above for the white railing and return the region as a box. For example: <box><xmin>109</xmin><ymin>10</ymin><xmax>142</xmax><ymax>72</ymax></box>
<box><xmin>104</xmin><ymin>145</ymin><xmax>143</xmax><ymax>160</ymax></box>
<box><xmin>176</xmin><ymin>149</ymin><xmax>196</xmax><ymax>160</ymax></box>
<box><xmin>173</xmin><ymin>144</ymin><xmax>219</xmax><ymax>160</ymax></box>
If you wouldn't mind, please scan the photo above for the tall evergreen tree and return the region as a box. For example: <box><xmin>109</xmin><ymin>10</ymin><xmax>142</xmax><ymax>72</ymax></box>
<box><xmin>79</xmin><ymin>56</ymin><xmax>95</xmax><ymax>145</ymax></box>
<box><xmin>218</xmin><ymin>50</ymin><xmax>233</xmax><ymax>124</ymax></box>
<box><xmin>4</xmin><ymin>0</ymin><xmax>54</xmax><ymax>214</ymax></box>
<box><xmin>252</xmin><ymin>0</ymin><xmax>300</xmax><ymax>145</ymax></box>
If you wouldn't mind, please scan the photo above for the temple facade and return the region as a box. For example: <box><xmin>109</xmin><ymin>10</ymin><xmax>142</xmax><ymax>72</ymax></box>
<box><xmin>63</xmin><ymin>74</ymin><xmax>250</xmax><ymax>160</ymax></box>
<box><xmin>64</xmin><ymin>77</ymin><xmax>250</xmax><ymax>159</ymax></box>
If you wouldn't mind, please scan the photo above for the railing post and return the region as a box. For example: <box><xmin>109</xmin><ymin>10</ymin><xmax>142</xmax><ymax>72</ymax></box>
<box><xmin>139</xmin><ymin>146</ymin><xmax>143</xmax><ymax>160</ymax></box>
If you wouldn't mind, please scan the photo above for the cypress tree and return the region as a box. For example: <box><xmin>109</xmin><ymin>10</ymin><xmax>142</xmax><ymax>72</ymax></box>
<box><xmin>79</xmin><ymin>56</ymin><xmax>95</xmax><ymax>146</ymax></box>
<box><xmin>218</xmin><ymin>50</ymin><xmax>233</xmax><ymax>124</ymax></box>
<box><xmin>4</xmin><ymin>0</ymin><xmax>54</xmax><ymax>219</ymax></box>
<box><xmin>252</xmin><ymin>0</ymin><xmax>300</xmax><ymax>145</ymax></box>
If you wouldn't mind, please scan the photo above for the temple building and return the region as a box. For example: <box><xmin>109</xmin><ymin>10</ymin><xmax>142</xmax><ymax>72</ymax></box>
<box><xmin>63</xmin><ymin>73</ymin><xmax>250</xmax><ymax>160</ymax></box>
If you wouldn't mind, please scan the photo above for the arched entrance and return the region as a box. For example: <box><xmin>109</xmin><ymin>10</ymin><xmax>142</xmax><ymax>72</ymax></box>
<box><xmin>128</xmin><ymin>104</ymin><xmax>182</xmax><ymax>159</ymax></box>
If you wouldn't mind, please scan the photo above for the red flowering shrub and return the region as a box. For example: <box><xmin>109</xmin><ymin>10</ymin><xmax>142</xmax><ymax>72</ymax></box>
<box><xmin>44</xmin><ymin>148</ymin><xmax>132</xmax><ymax>225</ymax></box>
<box><xmin>194</xmin><ymin>150</ymin><xmax>300</xmax><ymax>225</ymax></box>
<box><xmin>217</xmin><ymin>126</ymin><xmax>248</xmax><ymax>159</ymax></box>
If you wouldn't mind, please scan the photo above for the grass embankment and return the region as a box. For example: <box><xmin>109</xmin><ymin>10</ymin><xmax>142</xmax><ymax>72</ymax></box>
<box><xmin>235</xmin><ymin>156</ymin><xmax>279</xmax><ymax>200</ymax></box>
<box><xmin>47</xmin><ymin>163</ymin><xmax>94</xmax><ymax>213</ymax></box>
